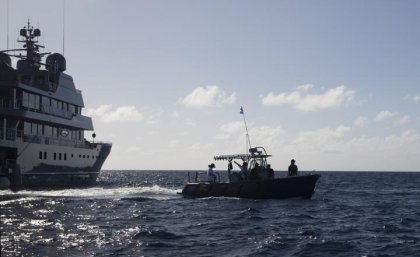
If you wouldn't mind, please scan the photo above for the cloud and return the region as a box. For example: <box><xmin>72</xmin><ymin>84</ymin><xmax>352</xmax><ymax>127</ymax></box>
<box><xmin>374</xmin><ymin>111</ymin><xmax>397</xmax><ymax>122</ymax></box>
<box><xmin>219</xmin><ymin>122</ymin><xmax>244</xmax><ymax>134</ymax></box>
<box><xmin>171</xmin><ymin>111</ymin><xmax>197</xmax><ymax>126</ymax></box>
<box><xmin>215</xmin><ymin>121</ymin><xmax>244</xmax><ymax>140</ymax></box>
<box><xmin>354</xmin><ymin>116</ymin><xmax>368</xmax><ymax>128</ymax></box>
<box><xmin>399</xmin><ymin>115</ymin><xmax>411</xmax><ymax>124</ymax></box>
<box><xmin>178</xmin><ymin>85</ymin><xmax>236</xmax><ymax>108</ymax></box>
<box><xmin>262</xmin><ymin>85</ymin><xmax>355</xmax><ymax>112</ymax></box>
<box><xmin>404</xmin><ymin>93</ymin><xmax>420</xmax><ymax>103</ymax></box>
<box><xmin>405</xmin><ymin>94</ymin><xmax>420</xmax><ymax>102</ymax></box>
<box><xmin>86</xmin><ymin>105</ymin><xmax>144</xmax><ymax>123</ymax></box>
<box><xmin>249</xmin><ymin>125</ymin><xmax>286</xmax><ymax>146</ymax></box>
<box><xmin>215</xmin><ymin>122</ymin><xmax>286</xmax><ymax>149</ymax></box>
<box><xmin>296</xmin><ymin>84</ymin><xmax>315</xmax><ymax>91</ymax></box>
<box><xmin>294</xmin><ymin>125</ymin><xmax>351</xmax><ymax>145</ymax></box>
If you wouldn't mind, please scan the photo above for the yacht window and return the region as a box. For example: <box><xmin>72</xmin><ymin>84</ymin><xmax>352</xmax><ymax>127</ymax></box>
<box><xmin>30</xmin><ymin>123</ymin><xmax>36</xmax><ymax>135</ymax></box>
<box><xmin>52</xmin><ymin>127</ymin><xmax>58</xmax><ymax>137</ymax></box>
<box><xmin>24</xmin><ymin>121</ymin><xmax>31</xmax><ymax>135</ymax></box>
<box><xmin>44</xmin><ymin>152</ymin><xmax>47</xmax><ymax>160</ymax></box>
<box><xmin>33</xmin><ymin>94</ymin><xmax>40</xmax><ymax>110</ymax></box>
<box><xmin>64</xmin><ymin>153</ymin><xmax>67</xmax><ymax>161</ymax></box>
<box><xmin>54</xmin><ymin>153</ymin><xmax>57</xmax><ymax>160</ymax></box>
<box><xmin>59</xmin><ymin>153</ymin><xmax>62</xmax><ymax>160</ymax></box>
<box><xmin>44</xmin><ymin>125</ymin><xmax>52</xmax><ymax>137</ymax></box>
<box><xmin>22</xmin><ymin>91</ymin><xmax>29</xmax><ymax>108</ymax></box>
<box><xmin>51</xmin><ymin>99</ymin><xmax>58</xmax><ymax>109</ymax></box>
<box><xmin>69</xmin><ymin>104</ymin><xmax>75</xmax><ymax>115</ymax></box>
<box><xmin>39</xmin><ymin>151</ymin><xmax>42</xmax><ymax>160</ymax></box>
<box><xmin>37</xmin><ymin>124</ymin><xmax>43</xmax><ymax>135</ymax></box>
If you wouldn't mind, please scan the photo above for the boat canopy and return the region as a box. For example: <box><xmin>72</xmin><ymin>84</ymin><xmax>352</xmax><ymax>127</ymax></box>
<box><xmin>214</xmin><ymin>147</ymin><xmax>272</xmax><ymax>161</ymax></box>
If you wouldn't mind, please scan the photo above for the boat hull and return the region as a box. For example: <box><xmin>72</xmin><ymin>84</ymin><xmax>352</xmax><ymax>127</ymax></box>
<box><xmin>0</xmin><ymin>142</ymin><xmax>111</xmax><ymax>190</ymax></box>
<box><xmin>181</xmin><ymin>174</ymin><xmax>320</xmax><ymax>199</ymax></box>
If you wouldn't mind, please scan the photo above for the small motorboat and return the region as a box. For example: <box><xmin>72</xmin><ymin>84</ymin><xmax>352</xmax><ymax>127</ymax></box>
<box><xmin>181</xmin><ymin>147</ymin><xmax>320</xmax><ymax>199</ymax></box>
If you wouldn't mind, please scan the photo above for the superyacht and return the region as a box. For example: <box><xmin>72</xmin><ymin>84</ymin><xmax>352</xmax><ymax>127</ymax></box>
<box><xmin>0</xmin><ymin>22</ymin><xmax>112</xmax><ymax>190</ymax></box>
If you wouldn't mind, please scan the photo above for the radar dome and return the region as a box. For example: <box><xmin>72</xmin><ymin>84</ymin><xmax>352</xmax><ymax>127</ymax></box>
<box><xmin>34</xmin><ymin>28</ymin><xmax>41</xmax><ymax>37</ymax></box>
<box><xmin>0</xmin><ymin>53</ymin><xmax>12</xmax><ymax>67</ymax></box>
<box><xmin>46</xmin><ymin>53</ymin><xmax>66</xmax><ymax>72</ymax></box>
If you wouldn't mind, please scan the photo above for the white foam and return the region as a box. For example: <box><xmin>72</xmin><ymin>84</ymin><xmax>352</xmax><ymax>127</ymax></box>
<box><xmin>0</xmin><ymin>185</ymin><xmax>182</xmax><ymax>204</ymax></box>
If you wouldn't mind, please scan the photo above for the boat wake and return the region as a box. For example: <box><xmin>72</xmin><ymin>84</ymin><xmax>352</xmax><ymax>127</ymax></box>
<box><xmin>0</xmin><ymin>185</ymin><xmax>181</xmax><ymax>205</ymax></box>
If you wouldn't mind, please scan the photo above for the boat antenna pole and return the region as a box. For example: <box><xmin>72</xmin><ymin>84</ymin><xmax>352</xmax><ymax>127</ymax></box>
<box><xmin>240</xmin><ymin>106</ymin><xmax>252</xmax><ymax>152</ymax></box>
<box><xmin>62</xmin><ymin>0</ymin><xmax>66</xmax><ymax>56</ymax></box>
<box><xmin>6</xmin><ymin>0</ymin><xmax>9</xmax><ymax>50</ymax></box>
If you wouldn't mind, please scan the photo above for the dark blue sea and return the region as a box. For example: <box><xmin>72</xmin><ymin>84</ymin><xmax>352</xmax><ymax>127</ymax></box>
<box><xmin>1</xmin><ymin>171</ymin><xmax>420</xmax><ymax>257</ymax></box>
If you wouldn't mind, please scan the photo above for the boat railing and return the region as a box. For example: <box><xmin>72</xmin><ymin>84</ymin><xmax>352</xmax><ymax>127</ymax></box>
<box><xmin>0</xmin><ymin>127</ymin><xmax>104</xmax><ymax>149</ymax></box>
<box><xmin>188</xmin><ymin>171</ymin><xmax>221</xmax><ymax>183</ymax></box>
<box><xmin>0</xmin><ymin>128</ymin><xmax>23</xmax><ymax>141</ymax></box>
<box><xmin>0</xmin><ymin>99</ymin><xmax>77</xmax><ymax>120</ymax></box>
<box><xmin>0</xmin><ymin>99</ymin><xmax>17</xmax><ymax>109</ymax></box>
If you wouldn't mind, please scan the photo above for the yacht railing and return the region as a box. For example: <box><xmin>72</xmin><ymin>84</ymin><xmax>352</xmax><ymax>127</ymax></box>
<box><xmin>0</xmin><ymin>99</ymin><xmax>76</xmax><ymax>120</ymax></box>
<box><xmin>0</xmin><ymin>100</ymin><xmax>17</xmax><ymax>109</ymax></box>
<box><xmin>0</xmin><ymin>127</ymin><xmax>111</xmax><ymax>149</ymax></box>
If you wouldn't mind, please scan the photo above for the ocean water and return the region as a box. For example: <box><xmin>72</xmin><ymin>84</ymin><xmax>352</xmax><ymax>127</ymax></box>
<box><xmin>1</xmin><ymin>170</ymin><xmax>420</xmax><ymax>257</ymax></box>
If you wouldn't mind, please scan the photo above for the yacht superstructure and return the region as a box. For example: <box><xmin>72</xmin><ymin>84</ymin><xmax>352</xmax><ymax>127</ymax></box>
<box><xmin>0</xmin><ymin>22</ymin><xmax>111</xmax><ymax>190</ymax></box>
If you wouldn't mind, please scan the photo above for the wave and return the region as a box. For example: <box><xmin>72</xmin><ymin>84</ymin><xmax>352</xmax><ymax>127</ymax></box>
<box><xmin>0</xmin><ymin>185</ymin><xmax>181</xmax><ymax>204</ymax></box>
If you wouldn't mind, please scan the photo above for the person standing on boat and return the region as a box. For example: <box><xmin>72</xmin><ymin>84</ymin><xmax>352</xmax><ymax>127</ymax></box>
<box><xmin>234</xmin><ymin>161</ymin><xmax>248</xmax><ymax>180</ymax></box>
<box><xmin>227</xmin><ymin>160</ymin><xmax>233</xmax><ymax>181</ymax></box>
<box><xmin>267</xmin><ymin>164</ymin><xmax>274</xmax><ymax>179</ymax></box>
<box><xmin>207</xmin><ymin>163</ymin><xmax>216</xmax><ymax>182</ymax></box>
<box><xmin>249</xmin><ymin>163</ymin><xmax>260</xmax><ymax>180</ymax></box>
<box><xmin>288</xmin><ymin>159</ymin><xmax>298</xmax><ymax>176</ymax></box>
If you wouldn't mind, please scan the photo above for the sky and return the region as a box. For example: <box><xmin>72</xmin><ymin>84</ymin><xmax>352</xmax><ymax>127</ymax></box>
<box><xmin>1</xmin><ymin>0</ymin><xmax>419</xmax><ymax>171</ymax></box>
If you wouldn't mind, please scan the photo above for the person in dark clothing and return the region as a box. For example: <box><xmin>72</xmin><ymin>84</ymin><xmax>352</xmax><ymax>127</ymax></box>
<box><xmin>234</xmin><ymin>161</ymin><xmax>248</xmax><ymax>179</ymax></box>
<box><xmin>267</xmin><ymin>164</ymin><xmax>274</xmax><ymax>179</ymax></box>
<box><xmin>249</xmin><ymin>163</ymin><xmax>260</xmax><ymax>180</ymax></box>
<box><xmin>227</xmin><ymin>160</ymin><xmax>233</xmax><ymax>181</ymax></box>
<box><xmin>288</xmin><ymin>159</ymin><xmax>298</xmax><ymax>176</ymax></box>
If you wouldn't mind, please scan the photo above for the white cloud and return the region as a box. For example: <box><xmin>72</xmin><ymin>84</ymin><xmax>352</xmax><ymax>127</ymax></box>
<box><xmin>294</xmin><ymin>125</ymin><xmax>351</xmax><ymax>145</ymax></box>
<box><xmin>215</xmin><ymin>121</ymin><xmax>244</xmax><ymax>140</ymax></box>
<box><xmin>399</xmin><ymin>115</ymin><xmax>411</xmax><ymax>124</ymax></box>
<box><xmin>354</xmin><ymin>116</ymin><xmax>368</xmax><ymax>128</ymax></box>
<box><xmin>249</xmin><ymin>125</ymin><xmax>286</xmax><ymax>147</ymax></box>
<box><xmin>404</xmin><ymin>93</ymin><xmax>420</xmax><ymax>102</ymax></box>
<box><xmin>172</xmin><ymin>111</ymin><xmax>180</xmax><ymax>118</ymax></box>
<box><xmin>374</xmin><ymin>111</ymin><xmax>397</xmax><ymax>122</ymax></box>
<box><xmin>215</xmin><ymin>122</ymin><xmax>286</xmax><ymax>150</ymax></box>
<box><xmin>86</xmin><ymin>105</ymin><xmax>144</xmax><ymax>123</ymax></box>
<box><xmin>219</xmin><ymin>122</ymin><xmax>244</xmax><ymax>134</ymax></box>
<box><xmin>178</xmin><ymin>85</ymin><xmax>236</xmax><ymax>108</ymax></box>
<box><xmin>262</xmin><ymin>85</ymin><xmax>355</xmax><ymax>112</ymax></box>
<box><xmin>189</xmin><ymin>143</ymin><xmax>213</xmax><ymax>151</ymax></box>
<box><xmin>296</xmin><ymin>84</ymin><xmax>315</xmax><ymax>91</ymax></box>
<box><xmin>144</xmin><ymin>110</ymin><xmax>163</xmax><ymax>124</ymax></box>
<box><xmin>171</xmin><ymin>111</ymin><xmax>197</xmax><ymax>126</ymax></box>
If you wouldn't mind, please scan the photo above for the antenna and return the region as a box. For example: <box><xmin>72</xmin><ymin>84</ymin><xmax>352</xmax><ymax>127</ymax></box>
<box><xmin>6</xmin><ymin>0</ymin><xmax>9</xmax><ymax>50</ymax></box>
<box><xmin>62</xmin><ymin>0</ymin><xmax>66</xmax><ymax>56</ymax></box>
<box><xmin>240</xmin><ymin>107</ymin><xmax>252</xmax><ymax>153</ymax></box>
